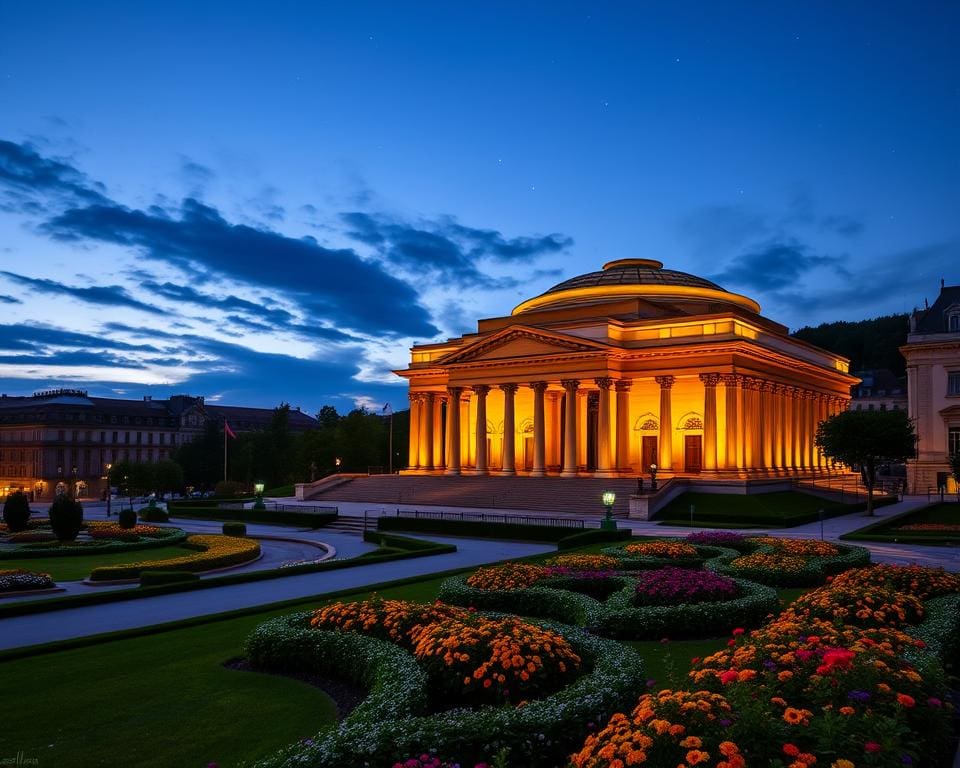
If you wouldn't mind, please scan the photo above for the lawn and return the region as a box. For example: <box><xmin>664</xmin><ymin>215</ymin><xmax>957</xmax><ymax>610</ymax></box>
<box><xmin>0</xmin><ymin>545</ymin><xmax>808</xmax><ymax>768</ymax></box>
<box><xmin>841</xmin><ymin>501</ymin><xmax>960</xmax><ymax>544</ymax></box>
<box><xmin>655</xmin><ymin>490</ymin><xmax>868</xmax><ymax>527</ymax></box>
<box><xmin>0</xmin><ymin>545</ymin><xmax>199</xmax><ymax>581</ymax></box>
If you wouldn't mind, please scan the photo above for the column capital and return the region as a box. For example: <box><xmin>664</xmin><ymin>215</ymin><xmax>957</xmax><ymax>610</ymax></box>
<box><xmin>446</xmin><ymin>386</ymin><xmax>463</xmax><ymax>398</ymax></box>
<box><xmin>499</xmin><ymin>383</ymin><xmax>519</xmax><ymax>395</ymax></box>
<box><xmin>654</xmin><ymin>375</ymin><xmax>675</xmax><ymax>389</ymax></box>
<box><xmin>471</xmin><ymin>384</ymin><xmax>490</xmax><ymax>396</ymax></box>
<box><xmin>770</xmin><ymin>382</ymin><xmax>788</xmax><ymax>395</ymax></box>
<box><xmin>422</xmin><ymin>391</ymin><xmax>436</xmax><ymax>402</ymax></box>
<box><xmin>594</xmin><ymin>376</ymin><xmax>614</xmax><ymax>390</ymax></box>
<box><xmin>560</xmin><ymin>378</ymin><xmax>580</xmax><ymax>391</ymax></box>
<box><xmin>759</xmin><ymin>380</ymin><xmax>777</xmax><ymax>393</ymax></box>
<box><xmin>547</xmin><ymin>390</ymin><xmax>563</xmax><ymax>402</ymax></box>
<box><xmin>409</xmin><ymin>392</ymin><xmax>424</xmax><ymax>403</ymax></box>
<box><xmin>614</xmin><ymin>379</ymin><xmax>632</xmax><ymax>392</ymax></box>
<box><xmin>528</xmin><ymin>381</ymin><xmax>549</xmax><ymax>394</ymax></box>
<box><xmin>719</xmin><ymin>373</ymin><xmax>742</xmax><ymax>387</ymax></box>
<box><xmin>698</xmin><ymin>373</ymin><xmax>722</xmax><ymax>387</ymax></box>
<box><xmin>741</xmin><ymin>376</ymin><xmax>764</xmax><ymax>391</ymax></box>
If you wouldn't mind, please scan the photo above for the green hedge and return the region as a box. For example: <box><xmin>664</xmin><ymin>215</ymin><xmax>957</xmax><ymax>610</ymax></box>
<box><xmin>377</xmin><ymin>516</ymin><xmax>584</xmax><ymax>541</ymax></box>
<box><xmin>599</xmin><ymin>541</ymin><xmax>726</xmax><ymax>570</ymax></box>
<box><xmin>907</xmin><ymin>593</ymin><xmax>960</xmax><ymax>665</ymax></box>
<box><xmin>594</xmin><ymin>578</ymin><xmax>779</xmax><ymax>639</ymax></box>
<box><xmin>139</xmin><ymin>570</ymin><xmax>200</xmax><ymax>587</ymax></box>
<box><xmin>88</xmin><ymin>536</ymin><xmax>261</xmax><ymax>581</ymax></box>
<box><xmin>139</xmin><ymin>507</ymin><xmax>170</xmax><ymax>523</ymax></box>
<box><xmin>556</xmin><ymin>528</ymin><xmax>632</xmax><ymax>549</ymax></box>
<box><xmin>223</xmin><ymin>522</ymin><xmax>247</xmax><ymax>537</ymax></box>
<box><xmin>165</xmin><ymin>497</ymin><xmax>256</xmax><ymax>508</ymax></box>
<box><xmin>0</xmin><ymin>527</ymin><xmax>188</xmax><ymax>559</ymax></box>
<box><xmin>840</xmin><ymin>502</ymin><xmax>960</xmax><ymax>544</ymax></box>
<box><xmin>706</xmin><ymin>542</ymin><xmax>872</xmax><ymax>587</ymax></box>
<box><xmin>167</xmin><ymin>504</ymin><xmax>337</xmax><ymax>529</ymax></box>
<box><xmin>243</xmin><ymin>612</ymin><xmax>646</xmax><ymax>768</ymax></box>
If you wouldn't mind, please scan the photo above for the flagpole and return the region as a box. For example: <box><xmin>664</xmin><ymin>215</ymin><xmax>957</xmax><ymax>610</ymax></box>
<box><xmin>223</xmin><ymin>422</ymin><xmax>228</xmax><ymax>483</ymax></box>
<box><xmin>389</xmin><ymin>411</ymin><xmax>394</xmax><ymax>475</ymax></box>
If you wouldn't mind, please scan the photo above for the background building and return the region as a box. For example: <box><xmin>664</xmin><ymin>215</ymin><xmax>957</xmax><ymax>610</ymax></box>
<box><xmin>849</xmin><ymin>369</ymin><xmax>908</xmax><ymax>413</ymax></box>
<box><xmin>903</xmin><ymin>281</ymin><xmax>960</xmax><ymax>493</ymax></box>
<box><xmin>397</xmin><ymin>259</ymin><xmax>857</xmax><ymax>479</ymax></box>
<box><xmin>0</xmin><ymin>390</ymin><xmax>317</xmax><ymax>499</ymax></box>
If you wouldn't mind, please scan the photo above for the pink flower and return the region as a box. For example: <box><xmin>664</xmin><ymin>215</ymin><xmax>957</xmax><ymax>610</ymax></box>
<box><xmin>865</xmin><ymin>742</ymin><xmax>882</xmax><ymax>753</ymax></box>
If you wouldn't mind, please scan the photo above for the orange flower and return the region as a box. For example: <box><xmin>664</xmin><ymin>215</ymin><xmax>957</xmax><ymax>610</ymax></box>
<box><xmin>685</xmin><ymin>750</ymin><xmax>709</xmax><ymax>765</ymax></box>
<box><xmin>783</xmin><ymin>743</ymin><xmax>801</xmax><ymax>757</ymax></box>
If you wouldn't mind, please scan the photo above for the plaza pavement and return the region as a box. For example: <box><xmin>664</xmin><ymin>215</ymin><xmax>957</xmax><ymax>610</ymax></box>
<box><xmin>2</xmin><ymin>494</ymin><xmax>956</xmax><ymax>652</ymax></box>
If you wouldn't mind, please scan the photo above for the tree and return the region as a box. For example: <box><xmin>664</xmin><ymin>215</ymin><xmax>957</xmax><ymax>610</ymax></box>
<box><xmin>952</xmin><ymin>452</ymin><xmax>960</xmax><ymax>501</ymax></box>
<box><xmin>153</xmin><ymin>460</ymin><xmax>185</xmax><ymax>496</ymax></box>
<box><xmin>2</xmin><ymin>491</ymin><xmax>31</xmax><ymax>532</ymax></box>
<box><xmin>815</xmin><ymin>409</ymin><xmax>917</xmax><ymax>516</ymax></box>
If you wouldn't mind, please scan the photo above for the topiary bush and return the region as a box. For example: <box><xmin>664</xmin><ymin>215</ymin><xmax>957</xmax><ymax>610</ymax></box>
<box><xmin>118</xmin><ymin>508</ymin><xmax>137</xmax><ymax>529</ymax></box>
<box><xmin>2</xmin><ymin>491</ymin><xmax>31</xmax><ymax>532</ymax></box>
<box><xmin>214</xmin><ymin>480</ymin><xmax>245</xmax><ymax>498</ymax></box>
<box><xmin>139</xmin><ymin>506</ymin><xmax>169</xmax><ymax>523</ymax></box>
<box><xmin>223</xmin><ymin>521</ymin><xmax>247</xmax><ymax>537</ymax></box>
<box><xmin>48</xmin><ymin>495</ymin><xmax>83</xmax><ymax>542</ymax></box>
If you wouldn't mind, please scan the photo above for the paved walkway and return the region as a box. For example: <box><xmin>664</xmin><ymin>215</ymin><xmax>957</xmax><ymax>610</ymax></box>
<box><xmin>0</xmin><ymin>534</ymin><xmax>552</xmax><ymax>651</ymax></box>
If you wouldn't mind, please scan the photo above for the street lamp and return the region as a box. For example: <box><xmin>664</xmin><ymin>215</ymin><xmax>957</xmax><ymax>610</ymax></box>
<box><xmin>601</xmin><ymin>490</ymin><xmax>617</xmax><ymax>531</ymax></box>
<box><xmin>104</xmin><ymin>463</ymin><xmax>112</xmax><ymax>517</ymax></box>
<box><xmin>649</xmin><ymin>463</ymin><xmax>658</xmax><ymax>492</ymax></box>
<box><xmin>253</xmin><ymin>481</ymin><xmax>266</xmax><ymax>511</ymax></box>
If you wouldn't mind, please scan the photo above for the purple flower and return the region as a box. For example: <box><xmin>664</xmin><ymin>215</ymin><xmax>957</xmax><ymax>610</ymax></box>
<box><xmin>634</xmin><ymin>567</ymin><xmax>739</xmax><ymax>606</ymax></box>
<box><xmin>847</xmin><ymin>690</ymin><xmax>871</xmax><ymax>702</ymax></box>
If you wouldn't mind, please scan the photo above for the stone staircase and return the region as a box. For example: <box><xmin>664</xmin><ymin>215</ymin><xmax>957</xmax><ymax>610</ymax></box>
<box><xmin>323</xmin><ymin>516</ymin><xmax>369</xmax><ymax>535</ymax></box>
<box><xmin>304</xmin><ymin>475</ymin><xmax>639</xmax><ymax>517</ymax></box>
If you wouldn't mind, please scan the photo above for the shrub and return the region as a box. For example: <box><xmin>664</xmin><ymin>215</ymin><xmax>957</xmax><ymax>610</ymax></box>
<box><xmin>2</xmin><ymin>491</ymin><xmax>31</xmax><ymax>532</ymax></box>
<box><xmin>0</xmin><ymin>568</ymin><xmax>55</xmax><ymax>592</ymax></box>
<box><xmin>118</xmin><ymin>508</ymin><xmax>137</xmax><ymax>529</ymax></box>
<box><xmin>48</xmin><ymin>495</ymin><xmax>83</xmax><ymax>542</ymax></box>
<box><xmin>214</xmin><ymin>480</ymin><xmax>245</xmax><ymax>498</ymax></box>
<box><xmin>223</xmin><ymin>521</ymin><xmax>247</xmax><ymax>537</ymax></box>
<box><xmin>139</xmin><ymin>570</ymin><xmax>200</xmax><ymax>587</ymax></box>
<box><xmin>139</xmin><ymin>506</ymin><xmax>170</xmax><ymax>523</ymax></box>
<box><xmin>88</xmin><ymin>533</ymin><xmax>260</xmax><ymax>581</ymax></box>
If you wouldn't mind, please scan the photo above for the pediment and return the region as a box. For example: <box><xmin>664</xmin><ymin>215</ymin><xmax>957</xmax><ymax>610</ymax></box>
<box><xmin>436</xmin><ymin>326</ymin><xmax>609</xmax><ymax>365</ymax></box>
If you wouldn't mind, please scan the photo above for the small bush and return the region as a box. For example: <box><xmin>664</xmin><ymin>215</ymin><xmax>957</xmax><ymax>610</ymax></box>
<box><xmin>118</xmin><ymin>508</ymin><xmax>137</xmax><ymax>529</ymax></box>
<box><xmin>48</xmin><ymin>495</ymin><xmax>83</xmax><ymax>542</ymax></box>
<box><xmin>2</xmin><ymin>491</ymin><xmax>31</xmax><ymax>532</ymax></box>
<box><xmin>139</xmin><ymin>570</ymin><xmax>200</xmax><ymax>587</ymax></box>
<box><xmin>139</xmin><ymin>506</ymin><xmax>170</xmax><ymax>523</ymax></box>
<box><xmin>214</xmin><ymin>480</ymin><xmax>245</xmax><ymax>498</ymax></box>
<box><xmin>223</xmin><ymin>521</ymin><xmax>247</xmax><ymax>537</ymax></box>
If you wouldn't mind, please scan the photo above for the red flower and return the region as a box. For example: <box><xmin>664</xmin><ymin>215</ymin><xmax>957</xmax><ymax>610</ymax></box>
<box><xmin>720</xmin><ymin>670</ymin><xmax>738</xmax><ymax>685</ymax></box>
<box><xmin>732</xmin><ymin>627</ymin><xmax>745</xmax><ymax>636</ymax></box>
<box><xmin>896</xmin><ymin>693</ymin><xmax>916</xmax><ymax>708</ymax></box>
<box><xmin>865</xmin><ymin>742</ymin><xmax>882</xmax><ymax>753</ymax></box>
<box><xmin>783</xmin><ymin>744</ymin><xmax>800</xmax><ymax>757</ymax></box>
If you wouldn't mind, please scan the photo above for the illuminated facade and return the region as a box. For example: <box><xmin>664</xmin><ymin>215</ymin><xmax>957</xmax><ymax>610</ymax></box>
<box><xmin>396</xmin><ymin>259</ymin><xmax>857</xmax><ymax>478</ymax></box>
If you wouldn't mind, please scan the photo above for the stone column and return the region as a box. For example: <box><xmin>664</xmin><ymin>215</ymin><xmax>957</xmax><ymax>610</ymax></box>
<box><xmin>548</xmin><ymin>391</ymin><xmax>562</xmax><ymax>470</ymax></box>
<box><xmin>529</xmin><ymin>381</ymin><xmax>547</xmax><ymax>477</ymax></box>
<box><xmin>444</xmin><ymin>387</ymin><xmax>462</xmax><ymax>475</ymax></box>
<box><xmin>760</xmin><ymin>382</ymin><xmax>774</xmax><ymax>470</ymax></box>
<box><xmin>807</xmin><ymin>393</ymin><xmax>818</xmax><ymax>470</ymax></box>
<box><xmin>655</xmin><ymin>375</ymin><xmax>675</xmax><ymax>471</ymax></box>
<box><xmin>614</xmin><ymin>379</ymin><xmax>632</xmax><ymax>471</ymax></box>
<box><xmin>699</xmin><ymin>373</ymin><xmax>721</xmax><ymax>471</ymax></box>
<box><xmin>795</xmin><ymin>391</ymin><xmax>808</xmax><ymax>470</ymax></box>
<box><xmin>472</xmin><ymin>385</ymin><xmax>489</xmax><ymax>475</ymax></box>
<box><xmin>721</xmin><ymin>374</ymin><xmax>741</xmax><ymax>470</ymax></box>
<box><xmin>500</xmin><ymin>383</ymin><xmax>518</xmax><ymax>475</ymax></box>
<box><xmin>421</xmin><ymin>392</ymin><xmax>435</xmax><ymax>470</ymax></box>
<box><xmin>741</xmin><ymin>378</ymin><xmax>755</xmax><ymax>469</ymax></box>
<box><xmin>561</xmin><ymin>379</ymin><xmax>580</xmax><ymax>477</ymax></box>
<box><xmin>594</xmin><ymin>376</ymin><xmax>614</xmax><ymax>476</ymax></box>
<box><xmin>408</xmin><ymin>392</ymin><xmax>421</xmax><ymax>469</ymax></box>
<box><xmin>433</xmin><ymin>395</ymin><xmax>446</xmax><ymax>470</ymax></box>
<box><xmin>775</xmin><ymin>385</ymin><xmax>788</xmax><ymax>470</ymax></box>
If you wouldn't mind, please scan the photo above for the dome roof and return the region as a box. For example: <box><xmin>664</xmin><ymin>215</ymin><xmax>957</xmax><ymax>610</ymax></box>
<box><xmin>512</xmin><ymin>258</ymin><xmax>760</xmax><ymax>315</ymax></box>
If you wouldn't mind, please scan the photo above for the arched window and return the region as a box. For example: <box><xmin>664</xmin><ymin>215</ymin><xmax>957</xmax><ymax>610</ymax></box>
<box><xmin>633</xmin><ymin>413</ymin><xmax>659</xmax><ymax>431</ymax></box>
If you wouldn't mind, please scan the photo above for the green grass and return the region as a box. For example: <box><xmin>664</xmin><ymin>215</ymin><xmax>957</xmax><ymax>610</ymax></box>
<box><xmin>655</xmin><ymin>491</ymin><xmax>865</xmax><ymax>527</ymax></box>
<box><xmin>263</xmin><ymin>484</ymin><xmax>295</xmax><ymax>497</ymax></box>
<box><xmin>0</xmin><ymin>545</ymin><xmax>200</xmax><ymax>581</ymax></box>
<box><xmin>841</xmin><ymin>501</ymin><xmax>960</xmax><ymax>544</ymax></box>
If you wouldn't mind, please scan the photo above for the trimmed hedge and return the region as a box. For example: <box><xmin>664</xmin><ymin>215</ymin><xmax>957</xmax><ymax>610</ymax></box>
<box><xmin>88</xmin><ymin>534</ymin><xmax>260</xmax><ymax>581</ymax></box>
<box><xmin>167</xmin><ymin>503</ymin><xmax>336</xmax><ymax>529</ymax></box>
<box><xmin>2</xmin><ymin>491</ymin><xmax>31</xmax><ymax>532</ymax></box>
<box><xmin>594</xmin><ymin>578</ymin><xmax>779</xmax><ymax>639</ymax></box>
<box><xmin>556</xmin><ymin>528</ymin><xmax>632</xmax><ymax>550</ymax></box>
<box><xmin>243</xmin><ymin>612</ymin><xmax>647</xmax><ymax>768</ymax></box>
<box><xmin>599</xmin><ymin>541</ymin><xmax>726</xmax><ymax>570</ymax></box>
<box><xmin>139</xmin><ymin>506</ymin><xmax>170</xmax><ymax>523</ymax></box>
<box><xmin>139</xmin><ymin>570</ymin><xmax>200</xmax><ymax>587</ymax></box>
<box><xmin>377</xmin><ymin>516</ymin><xmax>583</xmax><ymax>542</ymax></box>
<box><xmin>706</xmin><ymin>541</ymin><xmax>871</xmax><ymax>587</ymax></box>
<box><xmin>907</xmin><ymin>593</ymin><xmax>960</xmax><ymax>665</ymax></box>
<box><xmin>0</xmin><ymin>527</ymin><xmax>188</xmax><ymax>560</ymax></box>
<box><xmin>223</xmin><ymin>522</ymin><xmax>247</xmax><ymax>537</ymax></box>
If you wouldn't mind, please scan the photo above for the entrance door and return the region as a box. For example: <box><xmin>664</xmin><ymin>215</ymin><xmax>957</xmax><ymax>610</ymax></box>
<box><xmin>684</xmin><ymin>435</ymin><xmax>702</xmax><ymax>473</ymax></box>
<box><xmin>641</xmin><ymin>436</ymin><xmax>658</xmax><ymax>471</ymax></box>
<box><xmin>523</xmin><ymin>436</ymin><xmax>534</xmax><ymax>471</ymax></box>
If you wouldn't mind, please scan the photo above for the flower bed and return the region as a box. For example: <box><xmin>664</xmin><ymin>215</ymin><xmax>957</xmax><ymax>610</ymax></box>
<box><xmin>243</xmin><ymin>609</ymin><xmax>647</xmax><ymax>768</ymax></box>
<box><xmin>543</xmin><ymin>554</ymin><xmax>620</xmax><ymax>571</ymax></box>
<box><xmin>465</xmin><ymin>563</ymin><xmax>547</xmax><ymax>591</ymax></box>
<box><xmin>748</xmin><ymin>536</ymin><xmax>839</xmax><ymax>557</ymax></box>
<box><xmin>632</xmin><ymin>567</ymin><xmax>739</xmax><ymax>607</ymax></box>
<box><xmin>785</xmin><ymin>583</ymin><xmax>925</xmax><ymax>629</ymax></box>
<box><xmin>0</xmin><ymin>523</ymin><xmax>187</xmax><ymax>559</ymax></box>
<box><xmin>709</xmin><ymin>540</ymin><xmax>870</xmax><ymax>587</ymax></box>
<box><xmin>0</xmin><ymin>568</ymin><xmax>55</xmax><ymax>592</ymax></box>
<box><xmin>829</xmin><ymin>563</ymin><xmax>960</xmax><ymax>599</ymax></box>
<box><xmin>685</xmin><ymin>531</ymin><xmax>752</xmax><ymax>552</ymax></box>
<box><xmin>311</xmin><ymin>597</ymin><xmax>467</xmax><ymax>643</ymax></box>
<box><xmin>87</xmin><ymin>534</ymin><xmax>260</xmax><ymax>581</ymax></box>
<box><xmin>86</xmin><ymin>523</ymin><xmax>164</xmax><ymax>540</ymax></box>
<box><xmin>895</xmin><ymin>522</ymin><xmax>960</xmax><ymax>532</ymax></box>
<box><xmin>602</xmin><ymin>539</ymin><xmax>708</xmax><ymax>570</ymax></box>
<box><xmin>576</xmin><ymin>564</ymin><xmax>960</xmax><ymax>767</ymax></box>
<box><xmin>6</xmin><ymin>531</ymin><xmax>57</xmax><ymax>544</ymax></box>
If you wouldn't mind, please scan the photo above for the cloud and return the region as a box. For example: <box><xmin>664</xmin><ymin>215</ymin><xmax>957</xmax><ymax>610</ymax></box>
<box><xmin>1</xmin><ymin>271</ymin><xmax>165</xmax><ymax>314</ymax></box>
<box><xmin>0</xmin><ymin>295</ymin><xmax>21</xmax><ymax>304</ymax></box>
<box><xmin>341</xmin><ymin>212</ymin><xmax>572</xmax><ymax>288</ymax></box>
<box><xmin>0</xmin><ymin>139</ymin><xmax>108</xmax><ymax>213</ymax></box>
<box><xmin>709</xmin><ymin>239</ymin><xmax>848</xmax><ymax>293</ymax></box>
<box><xmin>819</xmin><ymin>214</ymin><xmax>864</xmax><ymax>238</ymax></box>
<box><xmin>0</xmin><ymin>323</ymin><xmax>163</xmax><ymax>353</ymax></box>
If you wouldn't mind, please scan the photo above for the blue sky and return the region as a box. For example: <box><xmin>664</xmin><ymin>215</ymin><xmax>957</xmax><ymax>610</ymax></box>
<box><xmin>0</xmin><ymin>1</ymin><xmax>957</xmax><ymax>413</ymax></box>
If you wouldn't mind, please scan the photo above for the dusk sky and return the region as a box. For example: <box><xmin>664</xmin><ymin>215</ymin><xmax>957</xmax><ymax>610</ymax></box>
<box><xmin>1</xmin><ymin>2</ymin><xmax>957</xmax><ymax>414</ymax></box>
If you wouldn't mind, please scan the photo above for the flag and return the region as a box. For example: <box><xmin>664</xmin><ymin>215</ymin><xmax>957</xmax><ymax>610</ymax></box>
<box><xmin>224</xmin><ymin>420</ymin><xmax>237</xmax><ymax>439</ymax></box>
<box><xmin>382</xmin><ymin>403</ymin><xmax>393</xmax><ymax>416</ymax></box>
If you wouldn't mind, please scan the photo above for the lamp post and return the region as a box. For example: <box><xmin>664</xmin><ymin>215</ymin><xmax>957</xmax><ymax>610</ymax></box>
<box><xmin>649</xmin><ymin>463</ymin><xmax>658</xmax><ymax>492</ymax></box>
<box><xmin>71</xmin><ymin>466</ymin><xmax>78</xmax><ymax>498</ymax></box>
<box><xmin>253</xmin><ymin>481</ymin><xmax>266</xmax><ymax>511</ymax></box>
<box><xmin>335</xmin><ymin>457</ymin><xmax>342</xmax><ymax>473</ymax></box>
<box><xmin>104</xmin><ymin>463</ymin><xmax>112</xmax><ymax>517</ymax></box>
<box><xmin>601</xmin><ymin>490</ymin><xmax>617</xmax><ymax>531</ymax></box>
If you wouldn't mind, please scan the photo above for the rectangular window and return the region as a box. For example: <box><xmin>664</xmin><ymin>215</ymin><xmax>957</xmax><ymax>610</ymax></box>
<box><xmin>159</xmin><ymin>433</ymin><xmax>165</xmax><ymax>445</ymax></box>
<box><xmin>58</xmin><ymin>430</ymin><xmax>65</xmax><ymax>441</ymax></box>
<box><xmin>950</xmin><ymin>428</ymin><xmax>960</xmax><ymax>457</ymax></box>
<box><xmin>949</xmin><ymin>372</ymin><xmax>960</xmax><ymax>396</ymax></box>
<box><xmin>950</xmin><ymin>314</ymin><xmax>960</xmax><ymax>332</ymax></box>
<box><xmin>148</xmin><ymin>432</ymin><xmax>154</xmax><ymax>445</ymax></box>
<box><xmin>137</xmin><ymin>432</ymin><xmax>142</xmax><ymax>444</ymax></box>
<box><xmin>125</xmin><ymin>431</ymin><xmax>131</xmax><ymax>444</ymax></box>
<box><xmin>100</xmin><ymin>431</ymin><xmax>106</xmax><ymax>443</ymax></box>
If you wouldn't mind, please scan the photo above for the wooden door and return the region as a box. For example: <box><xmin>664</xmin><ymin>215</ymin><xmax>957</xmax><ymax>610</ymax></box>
<box><xmin>641</xmin><ymin>436</ymin><xmax>658</xmax><ymax>470</ymax></box>
<box><xmin>684</xmin><ymin>435</ymin><xmax>702</xmax><ymax>473</ymax></box>
<box><xmin>523</xmin><ymin>436</ymin><xmax>534</xmax><ymax>470</ymax></box>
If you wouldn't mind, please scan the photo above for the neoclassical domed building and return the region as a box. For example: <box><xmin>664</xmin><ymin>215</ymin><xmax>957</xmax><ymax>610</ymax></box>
<box><xmin>396</xmin><ymin>259</ymin><xmax>857</xmax><ymax>479</ymax></box>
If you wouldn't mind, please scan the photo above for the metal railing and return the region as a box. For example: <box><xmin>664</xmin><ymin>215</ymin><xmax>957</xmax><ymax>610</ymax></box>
<box><xmin>796</xmin><ymin>474</ymin><xmax>901</xmax><ymax>503</ymax></box>
<box><xmin>215</xmin><ymin>501</ymin><xmax>338</xmax><ymax>514</ymax></box>
<box><xmin>393</xmin><ymin>508</ymin><xmax>585</xmax><ymax>528</ymax></box>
